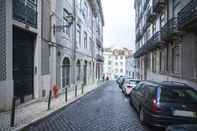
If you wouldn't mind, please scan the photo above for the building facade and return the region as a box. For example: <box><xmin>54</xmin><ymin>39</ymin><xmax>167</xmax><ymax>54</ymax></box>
<box><xmin>126</xmin><ymin>51</ymin><xmax>135</xmax><ymax>79</ymax></box>
<box><xmin>103</xmin><ymin>48</ymin><xmax>132</xmax><ymax>80</ymax></box>
<box><xmin>0</xmin><ymin>0</ymin><xmax>104</xmax><ymax>111</ymax></box>
<box><xmin>134</xmin><ymin>0</ymin><xmax>197</xmax><ymax>88</ymax></box>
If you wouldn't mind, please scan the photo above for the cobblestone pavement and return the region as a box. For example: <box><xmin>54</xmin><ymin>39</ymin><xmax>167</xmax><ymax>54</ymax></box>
<box><xmin>22</xmin><ymin>81</ymin><xmax>164</xmax><ymax>131</ymax></box>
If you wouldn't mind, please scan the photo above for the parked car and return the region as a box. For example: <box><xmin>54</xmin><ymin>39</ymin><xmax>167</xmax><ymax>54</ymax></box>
<box><xmin>117</xmin><ymin>76</ymin><xmax>128</xmax><ymax>88</ymax></box>
<box><xmin>122</xmin><ymin>79</ymin><xmax>140</xmax><ymax>96</ymax></box>
<box><xmin>116</xmin><ymin>76</ymin><xmax>123</xmax><ymax>85</ymax></box>
<box><xmin>130</xmin><ymin>81</ymin><xmax>197</xmax><ymax>127</ymax></box>
<box><xmin>166</xmin><ymin>124</ymin><xmax>197</xmax><ymax>131</ymax></box>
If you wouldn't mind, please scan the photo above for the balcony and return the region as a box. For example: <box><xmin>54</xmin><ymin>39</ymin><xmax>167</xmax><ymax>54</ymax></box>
<box><xmin>146</xmin><ymin>31</ymin><xmax>165</xmax><ymax>51</ymax></box>
<box><xmin>146</xmin><ymin>7</ymin><xmax>156</xmax><ymax>24</ymax></box>
<box><xmin>153</xmin><ymin>0</ymin><xmax>166</xmax><ymax>13</ymax></box>
<box><xmin>13</xmin><ymin>0</ymin><xmax>37</xmax><ymax>28</ymax></box>
<box><xmin>96</xmin><ymin>55</ymin><xmax>104</xmax><ymax>62</ymax></box>
<box><xmin>178</xmin><ymin>0</ymin><xmax>197</xmax><ymax>32</ymax></box>
<box><xmin>136</xmin><ymin>30</ymin><xmax>142</xmax><ymax>42</ymax></box>
<box><xmin>161</xmin><ymin>18</ymin><xmax>181</xmax><ymax>42</ymax></box>
<box><xmin>134</xmin><ymin>31</ymin><xmax>165</xmax><ymax>58</ymax></box>
<box><xmin>96</xmin><ymin>39</ymin><xmax>103</xmax><ymax>49</ymax></box>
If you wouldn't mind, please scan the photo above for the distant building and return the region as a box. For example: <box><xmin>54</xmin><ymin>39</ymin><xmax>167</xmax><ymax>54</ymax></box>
<box><xmin>104</xmin><ymin>48</ymin><xmax>133</xmax><ymax>79</ymax></box>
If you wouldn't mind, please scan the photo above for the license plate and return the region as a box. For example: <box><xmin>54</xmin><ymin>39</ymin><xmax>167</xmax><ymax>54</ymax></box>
<box><xmin>173</xmin><ymin>110</ymin><xmax>196</xmax><ymax>118</ymax></box>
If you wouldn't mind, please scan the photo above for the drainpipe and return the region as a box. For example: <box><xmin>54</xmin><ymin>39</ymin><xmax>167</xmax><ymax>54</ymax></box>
<box><xmin>73</xmin><ymin>0</ymin><xmax>77</xmax><ymax>90</ymax></box>
<box><xmin>49</xmin><ymin>0</ymin><xmax>56</xmax><ymax>94</ymax></box>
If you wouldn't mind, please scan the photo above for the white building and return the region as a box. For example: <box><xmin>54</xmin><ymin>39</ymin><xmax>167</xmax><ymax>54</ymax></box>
<box><xmin>104</xmin><ymin>48</ymin><xmax>132</xmax><ymax>80</ymax></box>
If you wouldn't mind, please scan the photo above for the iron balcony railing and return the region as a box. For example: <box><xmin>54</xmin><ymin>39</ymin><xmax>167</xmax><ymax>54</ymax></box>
<box><xmin>13</xmin><ymin>0</ymin><xmax>38</xmax><ymax>28</ymax></box>
<box><xmin>146</xmin><ymin>7</ymin><xmax>156</xmax><ymax>24</ymax></box>
<box><xmin>161</xmin><ymin>17</ymin><xmax>180</xmax><ymax>42</ymax></box>
<box><xmin>146</xmin><ymin>31</ymin><xmax>165</xmax><ymax>51</ymax></box>
<box><xmin>134</xmin><ymin>31</ymin><xmax>165</xmax><ymax>58</ymax></box>
<box><xmin>153</xmin><ymin>0</ymin><xmax>166</xmax><ymax>13</ymax></box>
<box><xmin>96</xmin><ymin>54</ymin><xmax>104</xmax><ymax>62</ymax></box>
<box><xmin>136</xmin><ymin>29</ymin><xmax>142</xmax><ymax>42</ymax></box>
<box><xmin>178</xmin><ymin>0</ymin><xmax>197</xmax><ymax>30</ymax></box>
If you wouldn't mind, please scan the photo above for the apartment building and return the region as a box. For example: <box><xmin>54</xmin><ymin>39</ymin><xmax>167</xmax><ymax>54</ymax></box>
<box><xmin>103</xmin><ymin>48</ymin><xmax>132</xmax><ymax>80</ymax></box>
<box><xmin>134</xmin><ymin>0</ymin><xmax>197</xmax><ymax>88</ymax></box>
<box><xmin>0</xmin><ymin>0</ymin><xmax>104</xmax><ymax>111</ymax></box>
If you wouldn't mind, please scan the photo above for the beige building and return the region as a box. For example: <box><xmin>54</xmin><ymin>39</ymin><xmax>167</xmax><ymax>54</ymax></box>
<box><xmin>104</xmin><ymin>48</ymin><xmax>132</xmax><ymax>79</ymax></box>
<box><xmin>134</xmin><ymin>0</ymin><xmax>197</xmax><ymax>88</ymax></box>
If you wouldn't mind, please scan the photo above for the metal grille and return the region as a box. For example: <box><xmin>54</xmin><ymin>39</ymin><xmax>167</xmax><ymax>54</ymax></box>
<box><xmin>0</xmin><ymin>0</ymin><xmax>7</xmax><ymax>81</ymax></box>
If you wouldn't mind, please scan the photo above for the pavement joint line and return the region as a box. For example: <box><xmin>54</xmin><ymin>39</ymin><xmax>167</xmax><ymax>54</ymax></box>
<box><xmin>14</xmin><ymin>83</ymin><xmax>105</xmax><ymax>131</ymax></box>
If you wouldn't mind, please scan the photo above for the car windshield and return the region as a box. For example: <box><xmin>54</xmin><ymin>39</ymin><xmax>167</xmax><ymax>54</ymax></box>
<box><xmin>160</xmin><ymin>87</ymin><xmax>197</xmax><ymax>103</ymax></box>
<box><xmin>124</xmin><ymin>79</ymin><xmax>136</xmax><ymax>85</ymax></box>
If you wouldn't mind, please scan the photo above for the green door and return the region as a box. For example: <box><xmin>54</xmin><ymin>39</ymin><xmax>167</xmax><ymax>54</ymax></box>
<box><xmin>13</xmin><ymin>28</ymin><xmax>34</xmax><ymax>103</ymax></box>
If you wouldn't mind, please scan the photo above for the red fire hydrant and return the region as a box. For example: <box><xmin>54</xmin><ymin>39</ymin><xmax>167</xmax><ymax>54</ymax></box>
<box><xmin>52</xmin><ymin>85</ymin><xmax>59</xmax><ymax>98</ymax></box>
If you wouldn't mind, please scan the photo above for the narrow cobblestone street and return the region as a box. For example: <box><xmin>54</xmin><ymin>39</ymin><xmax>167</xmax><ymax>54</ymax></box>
<box><xmin>21</xmin><ymin>81</ymin><xmax>163</xmax><ymax>131</ymax></box>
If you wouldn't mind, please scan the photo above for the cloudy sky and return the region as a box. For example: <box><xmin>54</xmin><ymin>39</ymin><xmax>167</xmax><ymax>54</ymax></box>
<box><xmin>102</xmin><ymin>0</ymin><xmax>135</xmax><ymax>50</ymax></box>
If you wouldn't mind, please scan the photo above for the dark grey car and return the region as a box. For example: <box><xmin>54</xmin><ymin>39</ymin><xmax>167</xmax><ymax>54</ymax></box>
<box><xmin>130</xmin><ymin>81</ymin><xmax>197</xmax><ymax>127</ymax></box>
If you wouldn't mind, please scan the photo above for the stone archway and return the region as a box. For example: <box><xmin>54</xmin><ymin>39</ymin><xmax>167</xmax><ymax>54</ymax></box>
<box><xmin>62</xmin><ymin>57</ymin><xmax>70</xmax><ymax>88</ymax></box>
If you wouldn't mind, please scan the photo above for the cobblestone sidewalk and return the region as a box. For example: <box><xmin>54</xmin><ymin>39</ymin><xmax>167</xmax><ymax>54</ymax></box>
<box><xmin>0</xmin><ymin>82</ymin><xmax>103</xmax><ymax>131</ymax></box>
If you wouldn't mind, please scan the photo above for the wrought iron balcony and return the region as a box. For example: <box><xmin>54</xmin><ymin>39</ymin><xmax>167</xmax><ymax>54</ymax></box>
<box><xmin>146</xmin><ymin>7</ymin><xmax>156</xmax><ymax>24</ymax></box>
<box><xmin>13</xmin><ymin>0</ymin><xmax>37</xmax><ymax>28</ymax></box>
<box><xmin>161</xmin><ymin>17</ymin><xmax>181</xmax><ymax>42</ymax></box>
<box><xmin>146</xmin><ymin>31</ymin><xmax>165</xmax><ymax>51</ymax></box>
<box><xmin>96</xmin><ymin>55</ymin><xmax>104</xmax><ymax>62</ymax></box>
<box><xmin>178</xmin><ymin>0</ymin><xmax>197</xmax><ymax>31</ymax></box>
<box><xmin>136</xmin><ymin>29</ymin><xmax>142</xmax><ymax>42</ymax></box>
<box><xmin>134</xmin><ymin>31</ymin><xmax>165</xmax><ymax>58</ymax></box>
<box><xmin>96</xmin><ymin>39</ymin><xmax>103</xmax><ymax>49</ymax></box>
<box><xmin>153</xmin><ymin>0</ymin><xmax>166</xmax><ymax>13</ymax></box>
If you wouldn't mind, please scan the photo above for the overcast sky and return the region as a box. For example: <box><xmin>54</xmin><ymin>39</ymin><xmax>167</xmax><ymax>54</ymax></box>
<box><xmin>103</xmin><ymin>0</ymin><xmax>135</xmax><ymax>50</ymax></box>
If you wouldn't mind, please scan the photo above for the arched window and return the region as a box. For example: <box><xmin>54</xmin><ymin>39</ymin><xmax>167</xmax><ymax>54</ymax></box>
<box><xmin>76</xmin><ymin>60</ymin><xmax>81</xmax><ymax>81</ymax></box>
<box><xmin>62</xmin><ymin>57</ymin><xmax>70</xmax><ymax>88</ymax></box>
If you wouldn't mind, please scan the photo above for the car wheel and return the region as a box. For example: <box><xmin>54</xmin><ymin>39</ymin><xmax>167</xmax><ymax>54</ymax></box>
<box><xmin>139</xmin><ymin>107</ymin><xmax>145</xmax><ymax>125</ymax></box>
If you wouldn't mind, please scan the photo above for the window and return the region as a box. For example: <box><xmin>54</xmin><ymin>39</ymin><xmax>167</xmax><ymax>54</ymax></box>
<box><xmin>84</xmin><ymin>32</ymin><xmax>87</xmax><ymax>48</ymax></box>
<box><xmin>115</xmin><ymin>56</ymin><xmax>118</xmax><ymax>60</ymax></box>
<box><xmin>120</xmin><ymin>69</ymin><xmax>123</xmax><ymax>73</ymax></box>
<box><xmin>115</xmin><ymin>62</ymin><xmax>118</xmax><ymax>66</ymax></box>
<box><xmin>120</xmin><ymin>56</ymin><xmax>123</xmax><ymax>60</ymax></box>
<box><xmin>160</xmin><ymin>87</ymin><xmax>197</xmax><ymax>103</ymax></box>
<box><xmin>76</xmin><ymin>24</ymin><xmax>81</xmax><ymax>48</ymax></box>
<box><xmin>172</xmin><ymin>46</ymin><xmax>180</xmax><ymax>74</ymax></box>
<box><xmin>120</xmin><ymin>62</ymin><xmax>123</xmax><ymax>66</ymax></box>
<box><xmin>108</xmin><ymin>61</ymin><xmax>112</xmax><ymax>65</ymax></box>
<box><xmin>63</xmin><ymin>9</ymin><xmax>71</xmax><ymax>37</ymax></box>
<box><xmin>152</xmin><ymin>52</ymin><xmax>157</xmax><ymax>73</ymax></box>
<box><xmin>160</xmin><ymin>12</ymin><xmax>165</xmax><ymax>28</ymax></box>
<box><xmin>82</xmin><ymin>2</ymin><xmax>88</xmax><ymax>20</ymax></box>
<box><xmin>115</xmin><ymin>69</ymin><xmax>118</xmax><ymax>73</ymax></box>
<box><xmin>159</xmin><ymin>50</ymin><xmax>165</xmax><ymax>73</ymax></box>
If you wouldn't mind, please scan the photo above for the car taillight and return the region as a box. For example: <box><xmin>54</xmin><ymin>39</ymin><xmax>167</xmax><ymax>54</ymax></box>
<box><xmin>127</xmin><ymin>86</ymin><xmax>132</xmax><ymax>88</ymax></box>
<box><xmin>151</xmin><ymin>97</ymin><xmax>158</xmax><ymax>113</ymax></box>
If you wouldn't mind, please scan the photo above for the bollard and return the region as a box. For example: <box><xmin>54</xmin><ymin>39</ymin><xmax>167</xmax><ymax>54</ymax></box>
<box><xmin>75</xmin><ymin>86</ymin><xmax>77</xmax><ymax>97</ymax></box>
<box><xmin>81</xmin><ymin>84</ymin><xmax>84</xmax><ymax>94</ymax></box>
<box><xmin>10</xmin><ymin>96</ymin><xmax>16</xmax><ymax>127</ymax></box>
<box><xmin>65</xmin><ymin>87</ymin><xmax>68</xmax><ymax>102</ymax></box>
<box><xmin>48</xmin><ymin>90</ymin><xmax>52</xmax><ymax>110</ymax></box>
